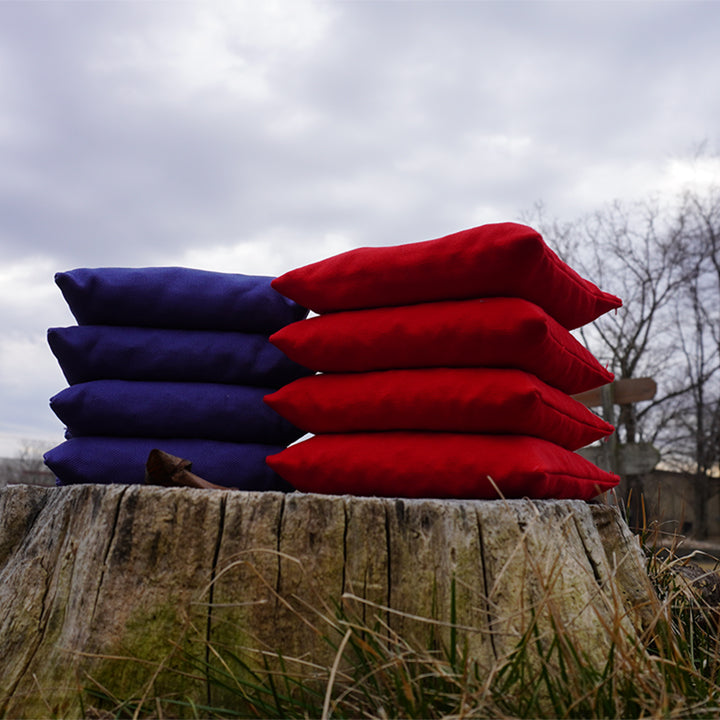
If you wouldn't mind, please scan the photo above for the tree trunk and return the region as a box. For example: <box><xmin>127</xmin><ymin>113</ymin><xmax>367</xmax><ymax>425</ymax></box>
<box><xmin>0</xmin><ymin>484</ymin><xmax>659</xmax><ymax>718</ymax></box>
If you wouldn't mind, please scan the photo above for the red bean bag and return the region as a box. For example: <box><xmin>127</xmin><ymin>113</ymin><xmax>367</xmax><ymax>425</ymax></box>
<box><xmin>264</xmin><ymin>368</ymin><xmax>612</xmax><ymax>450</ymax></box>
<box><xmin>270</xmin><ymin>297</ymin><xmax>613</xmax><ymax>394</ymax></box>
<box><xmin>266</xmin><ymin>432</ymin><xmax>619</xmax><ymax>501</ymax></box>
<box><xmin>272</xmin><ymin>222</ymin><xmax>620</xmax><ymax>329</ymax></box>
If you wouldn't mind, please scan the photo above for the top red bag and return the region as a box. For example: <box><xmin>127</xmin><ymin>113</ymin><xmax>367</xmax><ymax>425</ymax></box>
<box><xmin>272</xmin><ymin>222</ymin><xmax>621</xmax><ymax>329</ymax></box>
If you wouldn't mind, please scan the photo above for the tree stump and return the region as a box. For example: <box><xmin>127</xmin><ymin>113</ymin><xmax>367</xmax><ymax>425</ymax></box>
<box><xmin>0</xmin><ymin>484</ymin><xmax>659</xmax><ymax>718</ymax></box>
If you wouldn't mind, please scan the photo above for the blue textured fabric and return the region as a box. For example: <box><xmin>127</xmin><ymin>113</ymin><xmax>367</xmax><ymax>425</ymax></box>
<box><xmin>51</xmin><ymin>380</ymin><xmax>304</xmax><ymax>444</ymax></box>
<box><xmin>55</xmin><ymin>267</ymin><xmax>308</xmax><ymax>334</ymax></box>
<box><xmin>44</xmin><ymin>437</ymin><xmax>292</xmax><ymax>490</ymax></box>
<box><xmin>47</xmin><ymin>325</ymin><xmax>313</xmax><ymax>386</ymax></box>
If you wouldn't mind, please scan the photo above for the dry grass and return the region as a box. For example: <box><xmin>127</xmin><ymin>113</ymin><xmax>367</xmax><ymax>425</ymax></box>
<box><xmin>81</xmin><ymin>520</ymin><xmax>720</xmax><ymax>719</ymax></box>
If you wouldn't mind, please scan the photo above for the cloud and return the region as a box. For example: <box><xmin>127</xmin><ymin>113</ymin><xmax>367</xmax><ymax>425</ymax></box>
<box><xmin>3</xmin><ymin>1</ymin><xmax>719</xmax><ymax>266</ymax></box>
<box><xmin>1</xmin><ymin>0</ymin><xmax>720</xmax><ymax>456</ymax></box>
<box><xmin>174</xmin><ymin>228</ymin><xmax>355</xmax><ymax>277</ymax></box>
<box><xmin>0</xmin><ymin>331</ymin><xmax>67</xmax><ymax>454</ymax></box>
<box><xmin>0</xmin><ymin>258</ymin><xmax>74</xmax><ymax>332</ymax></box>
<box><xmin>0</xmin><ymin>1</ymin><xmax>338</xmax><ymax>266</ymax></box>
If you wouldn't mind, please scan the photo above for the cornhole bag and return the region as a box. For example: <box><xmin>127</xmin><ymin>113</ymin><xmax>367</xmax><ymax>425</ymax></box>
<box><xmin>264</xmin><ymin>368</ymin><xmax>613</xmax><ymax>450</ymax></box>
<box><xmin>47</xmin><ymin>326</ymin><xmax>313</xmax><ymax>387</ymax></box>
<box><xmin>51</xmin><ymin>380</ymin><xmax>304</xmax><ymax>445</ymax></box>
<box><xmin>44</xmin><ymin>437</ymin><xmax>292</xmax><ymax>490</ymax></box>
<box><xmin>271</xmin><ymin>222</ymin><xmax>621</xmax><ymax>329</ymax></box>
<box><xmin>270</xmin><ymin>298</ymin><xmax>613</xmax><ymax>394</ymax></box>
<box><xmin>55</xmin><ymin>267</ymin><xmax>308</xmax><ymax>334</ymax></box>
<box><xmin>266</xmin><ymin>432</ymin><xmax>619</xmax><ymax>501</ymax></box>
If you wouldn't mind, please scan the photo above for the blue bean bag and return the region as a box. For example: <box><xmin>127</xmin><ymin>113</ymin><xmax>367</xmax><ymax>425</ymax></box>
<box><xmin>47</xmin><ymin>325</ymin><xmax>313</xmax><ymax>387</ymax></box>
<box><xmin>44</xmin><ymin>437</ymin><xmax>292</xmax><ymax>490</ymax></box>
<box><xmin>51</xmin><ymin>380</ymin><xmax>304</xmax><ymax>445</ymax></box>
<box><xmin>55</xmin><ymin>267</ymin><xmax>308</xmax><ymax>334</ymax></box>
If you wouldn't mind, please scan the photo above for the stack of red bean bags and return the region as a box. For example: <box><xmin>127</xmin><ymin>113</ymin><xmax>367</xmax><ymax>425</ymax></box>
<box><xmin>264</xmin><ymin>222</ymin><xmax>621</xmax><ymax>500</ymax></box>
<box><xmin>44</xmin><ymin>267</ymin><xmax>311</xmax><ymax>489</ymax></box>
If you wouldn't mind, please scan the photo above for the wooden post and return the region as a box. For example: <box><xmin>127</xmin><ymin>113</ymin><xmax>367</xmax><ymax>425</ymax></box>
<box><xmin>600</xmin><ymin>383</ymin><xmax>619</xmax><ymax>476</ymax></box>
<box><xmin>576</xmin><ymin>379</ymin><xmax>659</xmax><ymax>531</ymax></box>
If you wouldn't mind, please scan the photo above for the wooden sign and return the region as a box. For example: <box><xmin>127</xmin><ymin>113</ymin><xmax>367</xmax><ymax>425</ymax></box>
<box><xmin>572</xmin><ymin>377</ymin><xmax>657</xmax><ymax>408</ymax></box>
<box><xmin>577</xmin><ymin>442</ymin><xmax>660</xmax><ymax>475</ymax></box>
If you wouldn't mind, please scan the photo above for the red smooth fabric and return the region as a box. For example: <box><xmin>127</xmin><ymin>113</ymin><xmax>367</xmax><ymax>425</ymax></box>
<box><xmin>264</xmin><ymin>368</ymin><xmax>613</xmax><ymax>450</ymax></box>
<box><xmin>271</xmin><ymin>222</ymin><xmax>621</xmax><ymax>329</ymax></box>
<box><xmin>269</xmin><ymin>298</ymin><xmax>613</xmax><ymax>394</ymax></box>
<box><xmin>266</xmin><ymin>433</ymin><xmax>619</xmax><ymax>500</ymax></box>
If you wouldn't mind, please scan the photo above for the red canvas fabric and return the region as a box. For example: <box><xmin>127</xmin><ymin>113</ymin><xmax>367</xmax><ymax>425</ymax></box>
<box><xmin>264</xmin><ymin>368</ymin><xmax>613</xmax><ymax>450</ymax></box>
<box><xmin>269</xmin><ymin>298</ymin><xmax>613</xmax><ymax>394</ymax></box>
<box><xmin>271</xmin><ymin>222</ymin><xmax>621</xmax><ymax>329</ymax></box>
<box><xmin>266</xmin><ymin>432</ymin><xmax>619</xmax><ymax>500</ymax></box>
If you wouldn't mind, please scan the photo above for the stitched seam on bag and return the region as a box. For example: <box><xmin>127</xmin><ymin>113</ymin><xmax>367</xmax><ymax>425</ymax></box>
<box><xmin>546</xmin><ymin>472</ymin><xmax>616</xmax><ymax>486</ymax></box>
<box><xmin>546</xmin><ymin>249</ymin><xmax>601</xmax><ymax>298</ymax></box>
<box><xmin>535</xmin><ymin>394</ymin><xmax>609</xmax><ymax>432</ymax></box>
<box><xmin>545</xmin><ymin>326</ymin><xmax>607</xmax><ymax>382</ymax></box>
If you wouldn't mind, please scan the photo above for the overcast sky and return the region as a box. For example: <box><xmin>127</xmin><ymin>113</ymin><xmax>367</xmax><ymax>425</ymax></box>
<box><xmin>1</xmin><ymin>0</ymin><xmax>719</xmax><ymax>458</ymax></box>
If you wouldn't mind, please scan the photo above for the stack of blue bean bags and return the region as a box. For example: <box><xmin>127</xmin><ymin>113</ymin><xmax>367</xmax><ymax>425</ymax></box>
<box><xmin>44</xmin><ymin>267</ymin><xmax>311</xmax><ymax>490</ymax></box>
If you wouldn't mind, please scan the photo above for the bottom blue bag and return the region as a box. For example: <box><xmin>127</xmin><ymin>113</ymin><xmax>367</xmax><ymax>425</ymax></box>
<box><xmin>44</xmin><ymin>437</ymin><xmax>293</xmax><ymax>491</ymax></box>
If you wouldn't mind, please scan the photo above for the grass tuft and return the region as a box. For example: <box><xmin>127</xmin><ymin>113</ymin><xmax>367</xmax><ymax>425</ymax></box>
<box><xmin>82</xmin><ymin>522</ymin><xmax>720</xmax><ymax>719</ymax></box>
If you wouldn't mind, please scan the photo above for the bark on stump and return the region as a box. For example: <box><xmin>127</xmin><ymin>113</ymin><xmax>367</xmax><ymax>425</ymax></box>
<box><xmin>0</xmin><ymin>484</ymin><xmax>659</xmax><ymax>718</ymax></box>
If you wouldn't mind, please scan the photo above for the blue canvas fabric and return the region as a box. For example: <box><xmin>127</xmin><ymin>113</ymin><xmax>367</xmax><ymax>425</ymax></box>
<box><xmin>51</xmin><ymin>380</ymin><xmax>304</xmax><ymax>444</ymax></box>
<box><xmin>55</xmin><ymin>267</ymin><xmax>308</xmax><ymax>334</ymax></box>
<box><xmin>47</xmin><ymin>325</ymin><xmax>313</xmax><ymax>387</ymax></box>
<box><xmin>44</xmin><ymin>437</ymin><xmax>292</xmax><ymax>490</ymax></box>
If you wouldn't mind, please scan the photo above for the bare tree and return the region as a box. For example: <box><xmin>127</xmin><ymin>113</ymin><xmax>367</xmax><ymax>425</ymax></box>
<box><xmin>662</xmin><ymin>191</ymin><xmax>720</xmax><ymax>537</ymax></box>
<box><xmin>531</xmin><ymin>198</ymin><xmax>692</xmax><ymax>445</ymax></box>
<box><xmin>529</xmin><ymin>189</ymin><xmax>720</xmax><ymax>535</ymax></box>
<box><xmin>0</xmin><ymin>439</ymin><xmax>56</xmax><ymax>487</ymax></box>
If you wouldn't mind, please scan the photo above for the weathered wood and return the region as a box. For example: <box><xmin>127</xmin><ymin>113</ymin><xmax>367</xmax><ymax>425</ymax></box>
<box><xmin>0</xmin><ymin>485</ymin><xmax>659</xmax><ymax>718</ymax></box>
<box><xmin>572</xmin><ymin>377</ymin><xmax>657</xmax><ymax>408</ymax></box>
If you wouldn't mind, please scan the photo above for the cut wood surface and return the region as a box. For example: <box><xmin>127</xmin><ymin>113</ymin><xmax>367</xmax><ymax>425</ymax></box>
<box><xmin>0</xmin><ymin>485</ymin><xmax>659</xmax><ymax>718</ymax></box>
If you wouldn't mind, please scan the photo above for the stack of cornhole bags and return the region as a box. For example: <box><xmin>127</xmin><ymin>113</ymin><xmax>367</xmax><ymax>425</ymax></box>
<box><xmin>264</xmin><ymin>222</ymin><xmax>621</xmax><ymax>500</ymax></box>
<box><xmin>44</xmin><ymin>267</ymin><xmax>311</xmax><ymax>490</ymax></box>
